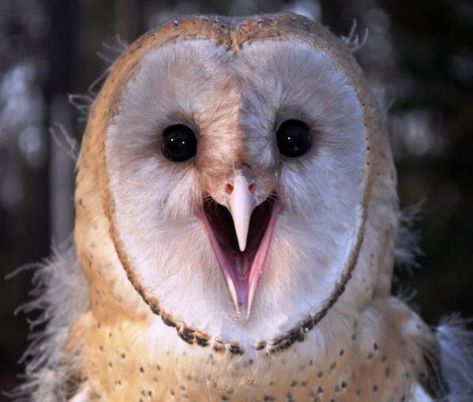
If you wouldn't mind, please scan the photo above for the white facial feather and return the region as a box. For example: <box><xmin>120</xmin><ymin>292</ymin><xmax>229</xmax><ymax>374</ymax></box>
<box><xmin>106</xmin><ymin>38</ymin><xmax>372</xmax><ymax>342</ymax></box>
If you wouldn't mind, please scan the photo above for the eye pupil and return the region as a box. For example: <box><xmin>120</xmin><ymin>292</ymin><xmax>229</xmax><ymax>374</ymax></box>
<box><xmin>161</xmin><ymin>124</ymin><xmax>197</xmax><ymax>162</ymax></box>
<box><xmin>276</xmin><ymin>119</ymin><xmax>311</xmax><ymax>157</ymax></box>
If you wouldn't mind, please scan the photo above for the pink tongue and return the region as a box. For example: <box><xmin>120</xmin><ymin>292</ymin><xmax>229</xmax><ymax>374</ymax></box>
<box><xmin>223</xmin><ymin>248</ymin><xmax>256</xmax><ymax>287</ymax></box>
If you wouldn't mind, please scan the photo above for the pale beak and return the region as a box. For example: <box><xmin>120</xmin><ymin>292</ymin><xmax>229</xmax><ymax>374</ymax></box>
<box><xmin>228</xmin><ymin>173</ymin><xmax>256</xmax><ymax>252</ymax></box>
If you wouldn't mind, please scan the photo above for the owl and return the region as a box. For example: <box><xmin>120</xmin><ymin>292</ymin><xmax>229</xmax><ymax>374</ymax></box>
<box><xmin>16</xmin><ymin>13</ymin><xmax>473</xmax><ymax>402</ymax></box>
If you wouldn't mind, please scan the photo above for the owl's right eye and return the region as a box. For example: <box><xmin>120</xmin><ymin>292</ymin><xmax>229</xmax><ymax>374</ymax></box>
<box><xmin>161</xmin><ymin>124</ymin><xmax>197</xmax><ymax>162</ymax></box>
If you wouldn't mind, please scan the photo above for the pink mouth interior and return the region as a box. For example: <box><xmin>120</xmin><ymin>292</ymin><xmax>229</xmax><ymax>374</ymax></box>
<box><xmin>200</xmin><ymin>196</ymin><xmax>279</xmax><ymax>318</ymax></box>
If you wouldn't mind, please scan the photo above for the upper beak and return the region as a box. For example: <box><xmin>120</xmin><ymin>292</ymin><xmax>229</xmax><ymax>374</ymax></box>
<box><xmin>227</xmin><ymin>172</ymin><xmax>256</xmax><ymax>252</ymax></box>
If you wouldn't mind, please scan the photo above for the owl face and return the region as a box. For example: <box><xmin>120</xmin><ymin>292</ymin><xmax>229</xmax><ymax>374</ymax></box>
<box><xmin>95</xmin><ymin>15</ymin><xmax>380</xmax><ymax>342</ymax></box>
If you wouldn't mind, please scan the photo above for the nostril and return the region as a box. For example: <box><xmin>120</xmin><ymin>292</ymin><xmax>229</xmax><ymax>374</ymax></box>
<box><xmin>248</xmin><ymin>183</ymin><xmax>255</xmax><ymax>193</ymax></box>
<box><xmin>225</xmin><ymin>183</ymin><xmax>234</xmax><ymax>194</ymax></box>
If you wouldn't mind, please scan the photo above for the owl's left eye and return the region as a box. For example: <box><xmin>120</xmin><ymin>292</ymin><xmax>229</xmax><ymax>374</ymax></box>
<box><xmin>161</xmin><ymin>124</ymin><xmax>197</xmax><ymax>162</ymax></box>
<box><xmin>276</xmin><ymin>119</ymin><xmax>312</xmax><ymax>158</ymax></box>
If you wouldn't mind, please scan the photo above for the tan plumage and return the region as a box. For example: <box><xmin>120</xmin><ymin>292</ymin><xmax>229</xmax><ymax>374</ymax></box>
<box><xmin>18</xmin><ymin>13</ymin><xmax>473</xmax><ymax>402</ymax></box>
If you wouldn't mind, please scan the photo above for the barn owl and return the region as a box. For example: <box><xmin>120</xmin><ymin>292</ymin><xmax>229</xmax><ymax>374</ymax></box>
<box><xmin>17</xmin><ymin>13</ymin><xmax>473</xmax><ymax>402</ymax></box>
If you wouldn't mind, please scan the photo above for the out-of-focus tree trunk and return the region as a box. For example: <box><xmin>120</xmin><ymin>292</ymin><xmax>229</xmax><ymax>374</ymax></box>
<box><xmin>115</xmin><ymin>0</ymin><xmax>144</xmax><ymax>42</ymax></box>
<box><xmin>46</xmin><ymin>0</ymin><xmax>78</xmax><ymax>244</ymax></box>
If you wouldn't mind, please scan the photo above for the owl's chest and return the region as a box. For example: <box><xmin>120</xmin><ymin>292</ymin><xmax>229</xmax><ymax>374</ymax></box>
<box><xmin>82</xmin><ymin>316</ymin><xmax>416</xmax><ymax>402</ymax></box>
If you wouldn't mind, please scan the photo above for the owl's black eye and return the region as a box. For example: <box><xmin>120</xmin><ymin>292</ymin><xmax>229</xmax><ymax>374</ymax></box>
<box><xmin>276</xmin><ymin>119</ymin><xmax>311</xmax><ymax>157</ymax></box>
<box><xmin>161</xmin><ymin>124</ymin><xmax>197</xmax><ymax>162</ymax></box>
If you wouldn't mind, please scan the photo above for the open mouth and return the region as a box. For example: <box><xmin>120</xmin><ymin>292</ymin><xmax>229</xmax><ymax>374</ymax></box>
<box><xmin>198</xmin><ymin>195</ymin><xmax>280</xmax><ymax>320</ymax></box>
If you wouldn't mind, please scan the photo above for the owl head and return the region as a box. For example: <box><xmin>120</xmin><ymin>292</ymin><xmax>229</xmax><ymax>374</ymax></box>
<box><xmin>75</xmin><ymin>13</ymin><xmax>397</xmax><ymax>350</ymax></box>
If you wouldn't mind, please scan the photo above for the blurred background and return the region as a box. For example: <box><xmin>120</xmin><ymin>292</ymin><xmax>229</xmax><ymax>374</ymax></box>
<box><xmin>0</xmin><ymin>0</ymin><xmax>471</xmax><ymax>397</ymax></box>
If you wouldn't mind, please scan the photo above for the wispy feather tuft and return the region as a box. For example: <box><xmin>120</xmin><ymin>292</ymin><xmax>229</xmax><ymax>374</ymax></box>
<box><xmin>68</xmin><ymin>35</ymin><xmax>128</xmax><ymax>121</ymax></box>
<box><xmin>341</xmin><ymin>20</ymin><xmax>369</xmax><ymax>53</ymax></box>
<box><xmin>7</xmin><ymin>244</ymin><xmax>89</xmax><ymax>402</ymax></box>
<box><xmin>395</xmin><ymin>201</ymin><xmax>424</xmax><ymax>271</ymax></box>
<box><xmin>436</xmin><ymin>316</ymin><xmax>473</xmax><ymax>402</ymax></box>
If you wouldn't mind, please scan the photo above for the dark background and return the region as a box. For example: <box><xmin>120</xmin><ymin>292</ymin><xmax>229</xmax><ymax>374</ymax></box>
<box><xmin>0</xmin><ymin>0</ymin><xmax>472</xmax><ymax>397</ymax></box>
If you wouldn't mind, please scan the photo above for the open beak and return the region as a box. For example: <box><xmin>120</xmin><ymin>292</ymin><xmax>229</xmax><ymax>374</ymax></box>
<box><xmin>198</xmin><ymin>171</ymin><xmax>281</xmax><ymax>320</ymax></box>
<box><xmin>228</xmin><ymin>174</ymin><xmax>256</xmax><ymax>252</ymax></box>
